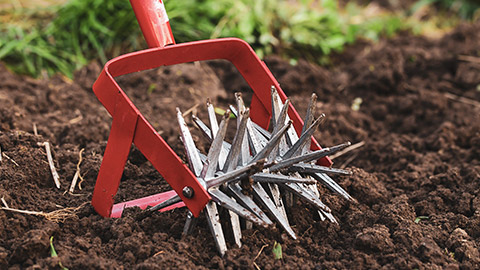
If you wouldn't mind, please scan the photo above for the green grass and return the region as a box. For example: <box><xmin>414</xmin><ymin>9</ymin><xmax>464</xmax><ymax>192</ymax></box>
<box><xmin>0</xmin><ymin>0</ymin><xmax>476</xmax><ymax>78</ymax></box>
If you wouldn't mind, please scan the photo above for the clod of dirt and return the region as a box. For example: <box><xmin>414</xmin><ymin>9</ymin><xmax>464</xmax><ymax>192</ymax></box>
<box><xmin>355</xmin><ymin>224</ymin><xmax>394</xmax><ymax>252</ymax></box>
<box><xmin>9</xmin><ymin>229</ymin><xmax>50</xmax><ymax>264</ymax></box>
<box><xmin>446</xmin><ymin>228</ymin><xmax>480</xmax><ymax>264</ymax></box>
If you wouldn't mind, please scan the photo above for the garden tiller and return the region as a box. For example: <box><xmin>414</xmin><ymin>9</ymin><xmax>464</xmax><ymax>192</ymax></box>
<box><xmin>91</xmin><ymin>0</ymin><xmax>354</xmax><ymax>255</ymax></box>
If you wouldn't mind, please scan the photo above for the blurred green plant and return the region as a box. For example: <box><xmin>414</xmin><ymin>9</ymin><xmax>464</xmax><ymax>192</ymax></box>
<box><xmin>411</xmin><ymin>0</ymin><xmax>480</xmax><ymax>19</ymax></box>
<box><xmin>0</xmin><ymin>0</ymin><xmax>409</xmax><ymax>78</ymax></box>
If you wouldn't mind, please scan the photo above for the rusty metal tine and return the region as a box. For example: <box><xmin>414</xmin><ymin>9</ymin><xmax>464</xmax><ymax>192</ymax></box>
<box><xmin>192</xmin><ymin>114</ymin><xmax>213</xmax><ymax>142</ymax></box>
<box><xmin>301</xmin><ymin>174</ymin><xmax>324</xmax><ymax>220</ymax></box>
<box><xmin>204</xmin><ymin>201</ymin><xmax>227</xmax><ymax>256</ymax></box>
<box><xmin>282</xmin><ymin>114</ymin><xmax>325</xmax><ymax>160</ymax></box>
<box><xmin>252</xmin><ymin>121</ymin><xmax>272</xmax><ymax>140</ymax></box>
<box><xmin>268</xmin><ymin>183</ymin><xmax>288</xmax><ymax>222</ymax></box>
<box><xmin>275</xmin><ymin>99</ymin><xmax>290</xmax><ymax>132</ymax></box>
<box><xmin>232</xmin><ymin>91</ymin><xmax>249</xmax><ymax>248</ymax></box>
<box><xmin>271</xmin><ymin>86</ymin><xmax>299</xmax><ymax>146</ymax></box>
<box><xmin>223</xmin><ymin>97</ymin><xmax>246</xmax><ymax>248</ymax></box>
<box><xmin>227</xmin><ymin>183</ymin><xmax>273</xmax><ymax>225</ymax></box>
<box><xmin>235</xmin><ymin>94</ymin><xmax>251</xmax><ymax>166</ymax></box>
<box><xmin>281</xmin><ymin>182</ymin><xmax>331</xmax><ymax>213</ymax></box>
<box><xmin>235</xmin><ymin>93</ymin><xmax>246</xmax><ymax>117</ymax></box>
<box><xmin>209</xmin><ymin>188</ymin><xmax>269</xmax><ymax>227</ymax></box>
<box><xmin>177</xmin><ymin>108</ymin><xmax>203</xmax><ymax>177</ymax></box>
<box><xmin>207</xmin><ymin>99</ymin><xmax>219</xmax><ymax>138</ymax></box>
<box><xmin>270</xmin><ymin>147</ymin><xmax>331</xmax><ymax>172</ymax></box>
<box><xmin>301</xmin><ymin>181</ymin><xmax>337</xmax><ymax>223</ymax></box>
<box><xmin>233</xmin><ymin>103</ymin><xmax>271</xmax><ymax>141</ymax></box>
<box><xmin>300</xmin><ymin>93</ymin><xmax>317</xmax><ymax>135</ymax></box>
<box><xmin>182</xmin><ymin>211</ymin><xmax>197</xmax><ymax>236</ymax></box>
<box><xmin>240</xmin><ymin>133</ymin><xmax>251</xmax><ymax>166</ymax></box>
<box><xmin>322</xmin><ymin>210</ymin><xmax>338</xmax><ymax>224</ymax></box>
<box><xmin>223</xmin><ymin>109</ymin><xmax>250</xmax><ymax>172</ymax></box>
<box><xmin>192</xmin><ymin>114</ymin><xmax>230</xmax><ymax>170</ymax></box>
<box><xmin>252</xmin><ymin>183</ymin><xmax>296</xmax><ymax>239</ymax></box>
<box><xmin>229</xmin><ymin>197</ymin><xmax>242</xmax><ymax>247</ymax></box>
<box><xmin>270</xmin><ymin>99</ymin><xmax>290</xmax><ymax>159</ymax></box>
<box><xmin>270</xmin><ymin>142</ymin><xmax>351</xmax><ymax>172</ymax></box>
<box><xmin>246</xmin><ymin>120</ymin><xmax>262</xmax><ymax>157</ymax></box>
<box><xmin>289</xmin><ymin>163</ymin><xmax>352</xmax><ymax>175</ymax></box>
<box><xmin>270</xmin><ymin>86</ymin><xmax>281</xmax><ymax>130</ymax></box>
<box><xmin>252</xmin><ymin>172</ymin><xmax>317</xmax><ymax>184</ymax></box>
<box><xmin>201</xmin><ymin>112</ymin><xmax>230</xmax><ymax>179</ymax></box>
<box><xmin>206</xmin><ymin>158</ymin><xmax>266</xmax><ymax>188</ymax></box>
<box><xmin>251</xmin><ymin>120</ymin><xmax>292</xmax><ymax>162</ymax></box>
<box><xmin>313</xmin><ymin>172</ymin><xmax>354</xmax><ymax>201</ymax></box>
<box><xmin>229</xmin><ymin>104</ymin><xmax>238</xmax><ymax>118</ymax></box>
<box><xmin>177</xmin><ymin>123</ymin><xmax>228</xmax><ymax>257</ymax></box>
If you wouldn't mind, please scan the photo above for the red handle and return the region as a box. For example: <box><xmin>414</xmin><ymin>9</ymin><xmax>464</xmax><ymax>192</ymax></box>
<box><xmin>129</xmin><ymin>0</ymin><xmax>175</xmax><ymax>48</ymax></box>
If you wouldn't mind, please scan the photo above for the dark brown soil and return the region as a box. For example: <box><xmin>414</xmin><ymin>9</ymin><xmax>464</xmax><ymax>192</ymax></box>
<box><xmin>1</xmin><ymin>21</ymin><xmax>479</xmax><ymax>269</ymax></box>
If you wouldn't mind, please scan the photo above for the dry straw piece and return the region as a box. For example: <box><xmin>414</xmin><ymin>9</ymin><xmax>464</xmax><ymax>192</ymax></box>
<box><xmin>39</xmin><ymin>142</ymin><xmax>61</xmax><ymax>189</ymax></box>
<box><xmin>0</xmin><ymin>198</ymin><xmax>86</xmax><ymax>223</ymax></box>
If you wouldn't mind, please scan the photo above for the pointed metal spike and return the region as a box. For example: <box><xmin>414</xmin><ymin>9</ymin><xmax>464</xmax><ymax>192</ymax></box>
<box><xmin>271</xmin><ymin>86</ymin><xmax>299</xmax><ymax>146</ymax></box>
<box><xmin>223</xmin><ymin>109</ymin><xmax>250</xmax><ymax>172</ymax></box>
<box><xmin>252</xmin><ymin>120</ymin><xmax>292</xmax><ymax>162</ymax></box>
<box><xmin>270</xmin><ymin>142</ymin><xmax>351</xmax><ymax>172</ymax></box>
<box><xmin>282</xmin><ymin>114</ymin><xmax>325</xmax><ymax>159</ymax></box>
<box><xmin>229</xmin><ymin>104</ymin><xmax>238</xmax><ymax>118</ymax></box>
<box><xmin>177</xmin><ymin>108</ymin><xmax>204</xmax><ymax>177</ymax></box>
<box><xmin>205</xmin><ymin>201</ymin><xmax>227</xmax><ymax>256</ymax></box>
<box><xmin>201</xmin><ymin>112</ymin><xmax>230</xmax><ymax>179</ymax></box>
<box><xmin>322</xmin><ymin>210</ymin><xmax>338</xmax><ymax>224</ymax></box>
<box><xmin>302</xmin><ymin>181</ymin><xmax>338</xmax><ymax>223</ymax></box>
<box><xmin>227</xmin><ymin>183</ymin><xmax>273</xmax><ymax>225</ymax></box>
<box><xmin>192</xmin><ymin>113</ymin><xmax>231</xmax><ymax>170</ymax></box>
<box><xmin>274</xmin><ymin>99</ymin><xmax>290</xmax><ymax>133</ymax></box>
<box><xmin>182</xmin><ymin>211</ymin><xmax>197</xmax><ymax>236</ymax></box>
<box><xmin>235</xmin><ymin>93</ymin><xmax>246</xmax><ymax>116</ymax></box>
<box><xmin>229</xmin><ymin>199</ymin><xmax>242</xmax><ymax>248</ymax></box>
<box><xmin>313</xmin><ymin>172</ymin><xmax>354</xmax><ymax>201</ymax></box>
<box><xmin>301</xmin><ymin>93</ymin><xmax>318</xmax><ymax>135</ymax></box>
<box><xmin>281</xmin><ymin>182</ymin><xmax>331</xmax><ymax>213</ymax></box>
<box><xmin>267</xmin><ymin>183</ymin><xmax>289</xmax><ymax>223</ymax></box>
<box><xmin>329</xmin><ymin>141</ymin><xmax>352</xmax><ymax>153</ymax></box>
<box><xmin>192</xmin><ymin>114</ymin><xmax>213</xmax><ymax>142</ymax></box>
<box><xmin>206</xmin><ymin>158</ymin><xmax>266</xmax><ymax>188</ymax></box>
<box><xmin>240</xmin><ymin>134</ymin><xmax>250</xmax><ymax>166</ymax></box>
<box><xmin>246</xmin><ymin>120</ymin><xmax>263</xmax><ymax>156</ymax></box>
<box><xmin>252</xmin><ymin>183</ymin><xmax>297</xmax><ymax>239</ymax></box>
<box><xmin>270</xmin><ymin>99</ymin><xmax>290</xmax><ymax>159</ymax></box>
<box><xmin>207</xmin><ymin>98</ymin><xmax>219</xmax><ymax>138</ymax></box>
<box><xmin>270</xmin><ymin>147</ymin><xmax>331</xmax><ymax>172</ymax></box>
<box><xmin>251</xmin><ymin>172</ymin><xmax>317</xmax><ymax>184</ymax></box>
<box><xmin>252</xmin><ymin>121</ymin><xmax>272</xmax><ymax>140</ymax></box>
<box><xmin>234</xmin><ymin>95</ymin><xmax>250</xmax><ymax>166</ymax></box>
<box><xmin>209</xmin><ymin>188</ymin><xmax>269</xmax><ymax>227</ymax></box>
<box><xmin>270</xmin><ymin>86</ymin><xmax>281</xmax><ymax>130</ymax></box>
<box><xmin>289</xmin><ymin>163</ymin><xmax>352</xmax><ymax>175</ymax></box>
<box><xmin>299</xmin><ymin>179</ymin><xmax>325</xmax><ymax>221</ymax></box>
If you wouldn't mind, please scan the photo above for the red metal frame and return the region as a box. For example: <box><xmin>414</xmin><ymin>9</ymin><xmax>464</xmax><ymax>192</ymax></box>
<box><xmin>90</xmin><ymin>0</ymin><xmax>332</xmax><ymax>218</ymax></box>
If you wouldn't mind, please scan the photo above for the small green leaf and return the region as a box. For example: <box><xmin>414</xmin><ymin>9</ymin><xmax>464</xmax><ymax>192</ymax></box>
<box><xmin>214</xmin><ymin>107</ymin><xmax>236</xmax><ymax>118</ymax></box>
<box><xmin>50</xmin><ymin>236</ymin><xmax>69</xmax><ymax>270</ymax></box>
<box><xmin>147</xmin><ymin>83</ymin><xmax>156</xmax><ymax>95</ymax></box>
<box><xmin>272</xmin><ymin>241</ymin><xmax>283</xmax><ymax>260</ymax></box>
<box><xmin>414</xmin><ymin>216</ymin><xmax>429</xmax><ymax>223</ymax></box>
<box><xmin>50</xmin><ymin>236</ymin><xmax>58</xmax><ymax>257</ymax></box>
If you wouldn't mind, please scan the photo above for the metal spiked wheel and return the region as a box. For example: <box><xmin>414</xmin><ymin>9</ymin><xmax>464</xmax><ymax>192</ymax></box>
<box><xmin>142</xmin><ymin>87</ymin><xmax>353</xmax><ymax>255</ymax></box>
